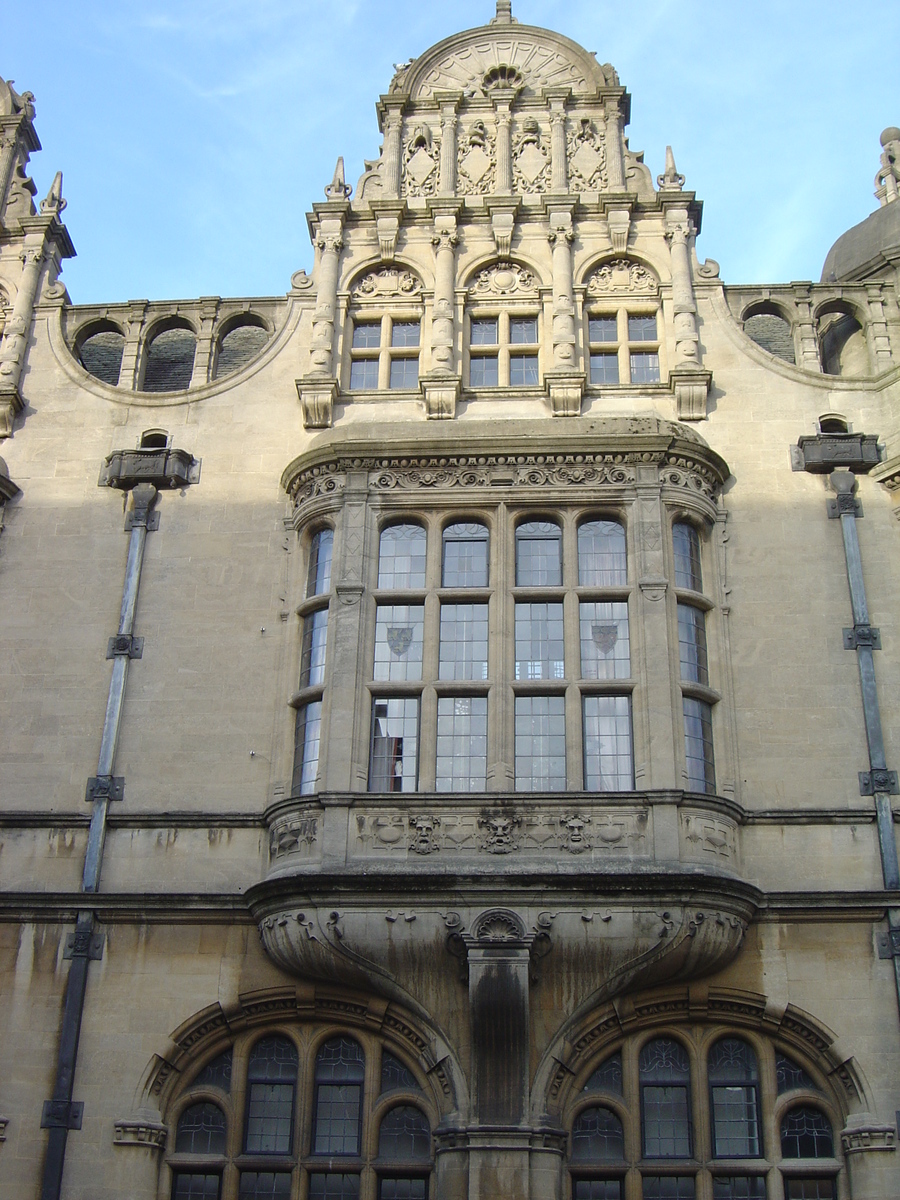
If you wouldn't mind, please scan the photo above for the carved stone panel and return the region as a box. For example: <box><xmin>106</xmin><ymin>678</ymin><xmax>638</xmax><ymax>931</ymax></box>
<box><xmin>567</xmin><ymin>118</ymin><xmax>608</xmax><ymax>192</ymax></box>
<box><xmin>512</xmin><ymin>119</ymin><xmax>551</xmax><ymax>194</ymax></box>
<box><xmin>457</xmin><ymin>121</ymin><xmax>496</xmax><ymax>195</ymax></box>
<box><xmin>401</xmin><ymin>125</ymin><xmax>440</xmax><ymax>198</ymax></box>
<box><xmin>680</xmin><ymin>810</ymin><xmax>739</xmax><ymax>867</ymax></box>
<box><xmin>468</xmin><ymin>262</ymin><xmax>537</xmax><ymax>298</ymax></box>
<box><xmin>586</xmin><ymin>259</ymin><xmax>660</xmax><ymax>296</ymax></box>
<box><xmin>350</xmin><ymin>268</ymin><xmax>423</xmax><ymax>301</ymax></box>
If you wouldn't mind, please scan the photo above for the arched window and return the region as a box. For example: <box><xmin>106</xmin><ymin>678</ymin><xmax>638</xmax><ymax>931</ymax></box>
<box><xmin>780</xmin><ymin>1106</ymin><xmax>834</xmax><ymax>1158</ymax></box>
<box><xmin>571</xmin><ymin>1106</ymin><xmax>625</xmax><ymax>1161</ymax></box>
<box><xmin>442</xmin><ymin>521</ymin><xmax>489</xmax><ymax>587</ymax></box>
<box><xmin>673</xmin><ymin>522</ymin><xmax>715</xmax><ymax>795</ymax></box>
<box><xmin>583</xmin><ymin>1053</ymin><xmax>622</xmax><ymax>1096</ymax></box>
<box><xmin>578</xmin><ymin>520</ymin><xmax>626</xmax><ymax>587</ymax></box>
<box><xmin>819</xmin><ymin>309</ymin><xmax>869</xmax><ymax>376</ymax></box>
<box><xmin>516</xmin><ymin>520</ymin><xmax>561</xmax><ymax>586</ymax></box>
<box><xmin>307</xmin><ymin>529</ymin><xmax>334</xmax><ymax>598</ymax></box>
<box><xmin>639</xmin><ymin>1038</ymin><xmax>692</xmax><ymax>1158</ymax></box>
<box><xmin>143</xmin><ymin>324</ymin><xmax>196</xmax><ymax>392</ymax></box>
<box><xmin>165</xmin><ymin>1027</ymin><xmax>435</xmax><ymax>1200</ymax></box>
<box><xmin>76</xmin><ymin>323</ymin><xmax>125</xmax><ymax>385</ymax></box>
<box><xmin>213</xmin><ymin>319</ymin><xmax>269</xmax><ymax>379</ymax></box>
<box><xmin>707</xmin><ymin>1037</ymin><xmax>760</xmax><ymax>1157</ymax></box>
<box><xmin>743</xmin><ymin>308</ymin><xmax>796</xmax><ymax>364</ymax></box>
<box><xmin>378</xmin><ymin>524</ymin><xmax>427</xmax><ymax>589</ymax></box>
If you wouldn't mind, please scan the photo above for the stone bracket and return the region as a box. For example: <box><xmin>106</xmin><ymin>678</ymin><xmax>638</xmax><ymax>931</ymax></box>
<box><xmin>876</xmin><ymin>929</ymin><xmax>900</xmax><ymax>960</ymax></box>
<box><xmin>113</xmin><ymin>1119</ymin><xmax>168</xmax><ymax>1149</ymax></box>
<box><xmin>63</xmin><ymin>931</ymin><xmax>104</xmax><ymax>961</ymax></box>
<box><xmin>106</xmin><ymin>634</ymin><xmax>144</xmax><ymax>660</ymax></box>
<box><xmin>296</xmin><ymin>377</ymin><xmax>338</xmax><ymax>430</ymax></box>
<box><xmin>85</xmin><ymin>775</ymin><xmax>125</xmax><ymax>803</ymax></box>
<box><xmin>669</xmin><ymin>368</ymin><xmax>712</xmax><ymax>421</ymax></box>
<box><xmin>0</xmin><ymin>385</ymin><xmax>24</xmax><ymax>440</ymax></box>
<box><xmin>420</xmin><ymin>374</ymin><xmax>461</xmax><ymax>420</ymax></box>
<box><xmin>41</xmin><ymin>1100</ymin><xmax>84</xmax><ymax>1131</ymax></box>
<box><xmin>844</xmin><ymin>625</ymin><xmax>881</xmax><ymax>650</ymax></box>
<box><xmin>545</xmin><ymin>371</ymin><xmax>585</xmax><ymax>418</ymax></box>
<box><xmin>859</xmin><ymin>769</ymin><xmax>899</xmax><ymax>797</ymax></box>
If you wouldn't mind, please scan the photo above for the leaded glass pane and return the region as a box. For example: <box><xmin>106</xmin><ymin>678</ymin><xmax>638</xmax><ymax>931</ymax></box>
<box><xmin>589</xmin><ymin>316</ymin><xmax>617</xmax><ymax>343</ymax></box>
<box><xmin>379</xmin><ymin>1180</ymin><xmax>428</xmax><ymax>1200</ymax></box>
<box><xmin>471</xmin><ymin>318</ymin><xmax>498</xmax><ymax>345</ymax></box>
<box><xmin>369</xmin><ymin>698</ymin><xmax>419</xmax><ymax>792</ymax></box>
<box><xmin>314</xmin><ymin>1084</ymin><xmax>362</xmax><ymax>1154</ymax></box>
<box><xmin>173</xmin><ymin>1175</ymin><xmax>221</xmax><ymax>1200</ymax></box>
<box><xmin>630</xmin><ymin>352</ymin><xmax>660</xmax><ymax>383</ymax></box>
<box><xmin>293</xmin><ymin>700</ymin><xmax>322</xmax><ymax>796</ymax></box>
<box><xmin>578</xmin><ymin>521</ymin><xmax>627</xmax><ymax>586</ymax></box>
<box><xmin>783</xmin><ymin>1182</ymin><xmax>834</xmax><ymax>1200</ymax></box>
<box><xmin>780</xmin><ymin>1108</ymin><xmax>833</xmax><ymax>1158</ymax></box>
<box><xmin>712</xmin><ymin>1179</ymin><xmax>766</xmax><ymax>1199</ymax></box>
<box><xmin>711</xmin><ymin>1086</ymin><xmax>759</xmax><ymax>1156</ymax></box>
<box><xmin>515</xmin><ymin>602</ymin><xmax>564</xmax><ymax>680</ymax></box>
<box><xmin>192</xmin><ymin>1049</ymin><xmax>232</xmax><ymax>1091</ymax></box>
<box><xmin>391</xmin><ymin>321</ymin><xmax>420</xmax><ymax>347</ymax></box>
<box><xmin>353</xmin><ymin>322</ymin><xmax>381</xmax><ymax>349</ymax></box>
<box><xmin>708</xmin><ymin>1039</ymin><xmax>759</xmax><ymax>1083</ymax></box>
<box><xmin>640</xmin><ymin>1039</ymin><xmax>690</xmax><ymax>1081</ymax></box>
<box><xmin>590</xmin><ymin>354</ymin><xmax>619</xmax><ymax>384</ymax></box>
<box><xmin>510</xmin><ymin>354</ymin><xmax>539</xmax><ymax>385</ymax></box>
<box><xmin>308</xmin><ymin>1177</ymin><xmax>361</xmax><ymax>1200</ymax></box>
<box><xmin>683</xmin><ymin>698</ymin><xmax>715</xmax><ymax>794</ymax></box>
<box><xmin>515</xmin><ymin>695</ymin><xmax>566</xmax><ymax>792</ymax></box>
<box><xmin>378</xmin><ymin>1105</ymin><xmax>431</xmax><ymax>1159</ymax></box>
<box><xmin>673</xmin><ymin>523</ymin><xmax>702</xmax><ymax>592</ymax></box>
<box><xmin>238</xmin><ymin>1176</ymin><xmax>292</xmax><ymax>1200</ymax></box>
<box><xmin>641</xmin><ymin>1180</ymin><xmax>695</xmax><ymax>1199</ymax></box>
<box><xmin>317</xmin><ymin>1037</ymin><xmax>365</xmax><ymax>1082</ymax></box>
<box><xmin>515</xmin><ymin>521</ymin><xmax>562</xmax><ymax>586</ymax></box>
<box><xmin>510</xmin><ymin>317</ymin><xmax>538</xmax><ymax>344</ymax></box>
<box><xmin>628</xmin><ymin>314</ymin><xmax>658</xmax><ymax>341</ymax></box>
<box><xmin>176</xmin><ymin>1103</ymin><xmax>226</xmax><ymax>1154</ymax></box>
<box><xmin>470</xmin><ymin>355</ymin><xmax>499</xmax><ymax>386</ymax></box>
<box><xmin>374</xmin><ymin>606</ymin><xmax>424</xmax><ymax>681</ymax></box>
<box><xmin>350</xmin><ymin>359</ymin><xmax>379</xmax><ymax>390</ymax></box>
<box><xmin>248</xmin><ymin>1037</ymin><xmax>298</xmax><ymax>1081</ymax></box>
<box><xmin>442</xmin><ymin>522</ymin><xmax>489</xmax><ymax>587</ymax></box>
<box><xmin>573</xmin><ymin>1183</ymin><xmax>621</xmax><ymax>1200</ymax></box>
<box><xmin>583</xmin><ymin>1053</ymin><xmax>623</xmax><ymax>1095</ymax></box>
<box><xmin>439</xmin><ymin>604</ymin><xmax>488</xmax><ymax>680</ymax></box>
<box><xmin>677</xmin><ymin>604</ymin><xmax>708</xmax><ymax>685</ymax></box>
<box><xmin>381</xmin><ymin>1051</ymin><xmax>420</xmax><ymax>1094</ymax></box>
<box><xmin>390</xmin><ymin>358</ymin><xmax>419</xmax><ymax>389</ymax></box>
<box><xmin>300</xmin><ymin>608</ymin><xmax>329</xmax><ymax>687</ymax></box>
<box><xmin>378</xmin><ymin>525</ymin><xmax>426</xmax><ymax>589</ymax></box>
<box><xmin>776</xmin><ymin>1054</ymin><xmax>817</xmax><ymax>1093</ymax></box>
<box><xmin>571</xmin><ymin>1106</ymin><xmax>624</xmax><ymax>1161</ymax></box>
<box><xmin>583</xmin><ymin>696</ymin><xmax>633</xmax><ymax>791</ymax></box>
<box><xmin>308</xmin><ymin>529</ymin><xmax>334</xmax><ymax>597</ymax></box>
<box><xmin>641</xmin><ymin>1086</ymin><xmax>691</xmax><ymax>1157</ymax></box>
<box><xmin>580</xmin><ymin>602</ymin><xmax>629</xmax><ymax>679</ymax></box>
<box><xmin>435</xmin><ymin>697</ymin><xmax>487</xmax><ymax>792</ymax></box>
<box><xmin>244</xmin><ymin>1082</ymin><xmax>293</xmax><ymax>1154</ymax></box>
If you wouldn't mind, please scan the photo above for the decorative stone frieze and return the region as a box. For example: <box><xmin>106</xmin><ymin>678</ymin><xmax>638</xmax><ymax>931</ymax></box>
<box><xmin>113</xmin><ymin>1119</ymin><xmax>167</xmax><ymax>1150</ymax></box>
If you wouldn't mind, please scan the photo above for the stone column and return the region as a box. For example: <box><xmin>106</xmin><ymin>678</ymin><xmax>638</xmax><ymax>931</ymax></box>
<box><xmin>119</xmin><ymin>302</ymin><xmax>148</xmax><ymax>392</ymax></box>
<box><xmin>0</xmin><ymin>130</ymin><xmax>19</xmax><ymax>216</ymax></box>
<box><xmin>493</xmin><ymin>97</ymin><xmax>513</xmax><ymax>195</ymax></box>
<box><xmin>297</xmin><ymin>215</ymin><xmax>344</xmax><ymax>429</ymax></box>
<box><xmin>381</xmin><ymin>106</ymin><xmax>404</xmax><ymax>200</ymax></box>
<box><xmin>604</xmin><ymin>98</ymin><xmax>626</xmax><ymax>190</ymax></box>
<box><xmin>791</xmin><ymin>286</ymin><xmax>822</xmax><ymax>371</ymax></box>
<box><xmin>438</xmin><ymin>99</ymin><xmax>458</xmax><ymax>196</ymax></box>
<box><xmin>545</xmin><ymin>209</ymin><xmax>583</xmax><ymax>417</ymax></box>
<box><xmin>189</xmin><ymin>298</ymin><xmax>219</xmax><ymax>389</ymax></box>
<box><xmin>421</xmin><ymin>213</ymin><xmax>461</xmax><ymax>419</ymax></box>
<box><xmin>0</xmin><ymin>240</ymin><xmax>42</xmax><ymax>435</ymax></box>
<box><xmin>548</xmin><ymin>96</ymin><xmax>568</xmax><ymax>193</ymax></box>
<box><xmin>665</xmin><ymin>217</ymin><xmax>700</xmax><ymax>366</ymax></box>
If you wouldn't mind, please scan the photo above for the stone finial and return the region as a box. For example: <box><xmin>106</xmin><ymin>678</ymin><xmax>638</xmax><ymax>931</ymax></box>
<box><xmin>324</xmin><ymin>157</ymin><xmax>352</xmax><ymax>201</ymax></box>
<box><xmin>491</xmin><ymin>0</ymin><xmax>515</xmax><ymax>24</ymax></box>
<box><xmin>657</xmin><ymin>146</ymin><xmax>685</xmax><ymax>191</ymax></box>
<box><xmin>40</xmin><ymin>171</ymin><xmax>66</xmax><ymax>216</ymax></box>
<box><xmin>876</xmin><ymin>126</ymin><xmax>900</xmax><ymax>206</ymax></box>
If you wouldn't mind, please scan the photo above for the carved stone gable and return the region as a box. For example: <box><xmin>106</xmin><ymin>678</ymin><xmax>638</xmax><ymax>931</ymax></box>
<box><xmin>414</xmin><ymin>38</ymin><xmax>594</xmax><ymax>99</ymax></box>
<box><xmin>586</xmin><ymin>259</ymin><xmax>660</xmax><ymax>296</ymax></box>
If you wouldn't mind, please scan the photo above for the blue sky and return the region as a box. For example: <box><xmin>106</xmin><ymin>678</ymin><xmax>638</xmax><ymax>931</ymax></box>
<box><xmin>5</xmin><ymin>0</ymin><xmax>896</xmax><ymax>303</ymax></box>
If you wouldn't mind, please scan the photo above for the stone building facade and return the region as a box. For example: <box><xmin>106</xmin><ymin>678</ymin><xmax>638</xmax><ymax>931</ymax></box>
<box><xmin>2</xmin><ymin>4</ymin><xmax>900</xmax><ymax>1198</ymax></box>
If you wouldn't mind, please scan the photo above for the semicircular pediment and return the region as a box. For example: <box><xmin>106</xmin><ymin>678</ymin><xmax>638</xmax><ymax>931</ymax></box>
<box><xmin>396</xmin><ymin>22</ymin><xmax>615</xmax><ymax>102</ymax></box>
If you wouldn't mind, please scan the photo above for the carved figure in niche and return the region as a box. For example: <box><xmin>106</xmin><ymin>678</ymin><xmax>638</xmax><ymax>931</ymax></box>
<box><xmin>409</xmin><ymin>813</ymin><xmax>441</xmax><ymax>855</ymax></box>
<box><xmin>402</xmin><ymin>124</ymin><xmax>439</xmax><ymax>197</ymax></box>
<box><xmin>351</xmin><ymin>268</ymin><xmax>423</xmax><ymax>299</ymax></box>
<box><xmin>586</xmin><ymin>259</ymin><xmax>659</xmax><ymax>296</ymax></box>
<box><xmin>513</xmin><ymin>117</ymin><xmax>550</xmax><ymax>193</ymax></box>
<box><xmin>479</xmin><ymin>811</ymin><xmax>521</xmax><ymax>854</ymax></box>
<box><xmin>567</xmin><ymin>117</ymin><xmax>608</xmax><ymax>191</ymax></box>
<box><xmin>469</xmin><ymin>261</ymin><xmax>536</xmax><ymax>297</ymax></box>
<box><xmin>457</xmin><ymin>120</ymin><xmax>496</xmax><ymax>195</ymax></box>
<box><xmin>560</xmin><ymin>813</ymin><xmax>592</xmax><ymax>854</ymax></box>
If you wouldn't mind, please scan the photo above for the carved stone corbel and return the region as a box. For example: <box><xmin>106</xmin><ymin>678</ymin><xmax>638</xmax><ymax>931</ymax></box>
<box><xmin>545</xmin><ymin>371</ymin><xmax>585</xmax><ymax>418</ymax></box>
<box><xmin>669</xmin><ymin>365</ymin><xmax>712</xmax><ymax>421</ymax></box>
<box><xmin>296</xmin><ymin>377</ymin><xmax>338</xmax><ymax>429</ymax></box>
<box><xmin>488</xmin><ymin>204</ymin><xmax>518</xmax><ymax>257</ymax></box>
<box><xmin>113</xmin><ymin>1119</ymin><xmax>168</xmax><ymax>1150</ymax></box>
<box><xmin>420</xmin><ymin>373</ymin><xmax>460</xmax><ymax>420</ymax></box>
<box><xmin>605</xmin><ymin>205</ymin><xmax>631</xmax><ymax>254</ymax></box>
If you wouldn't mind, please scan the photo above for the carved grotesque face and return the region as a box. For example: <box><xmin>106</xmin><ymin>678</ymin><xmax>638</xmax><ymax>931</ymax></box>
<box><xmin>412</xmin><ymin>816</ymin><xmax>434</xmax><ymax>837</ymax></box>
<box><xmin>564</xmin><ymin>815</ymin><xmax>586</xmax><ymax>842</ymax></box>
<box><xmin>489</xmin><ymin>816</ymin><xmax>511</xmax><ymax>840</ymax></box>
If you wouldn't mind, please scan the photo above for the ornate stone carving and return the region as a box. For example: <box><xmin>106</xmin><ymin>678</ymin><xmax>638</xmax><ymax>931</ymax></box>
<box><xmin>513</xmin><ymin>118</ymin><xmax>550</xmax><ymax>193</ymax></box>
<box><xmin>479</xmin><ymin>811</ymin><xmax>521</xmax><ymax>854</ymax></box>
<box><xmin>269</xmin><ymin>809</ymin><xmax>319</xmax><ymax>860</ymax></box>
<box><xmin>469</xmin><ymin>261</ymin><xmax>536</xmax><ymax>297</ymax></box>
<box><xmin>660</xmin><ymin>455</ymin><xmax>722</xmax><ymax>503</ymax></box>
<box><xmin>559</xmin><ymin>813</ymin><xmax>592</xmax><ymax>853</ymax></box>
<box><xmin>401</xmin><ymin>125</ymin><xmax>440</xmax><ymax>197</ymax></box>
<box><xmin>283</xmin><ymin>460</ymin><xmax>345</xmax><ymax>508</ymax></box>
<box><xmin>351</xmin><ymin>268</ymin><xmax>423</xmax><ymax>299</ymax></box>
<box><xmin>841</xmin><ymin>1118</ymin><xmax>896</xmax><ymax>1153</ymax></box>
<box><xmin>681</xmin><ymin>812</ymin><xmax>737</xmax><ymax>862</ymax></box>
<box><xmin>457</xmin><ymin>121</ymin><xmax>496</xmax><ymax>195</ymax></box>
<box><xmin>369</xmin><ymin>453</ymin><xmax>636</xmax><ymax>492</ymax></box>
<box><xmin>113</xmin><ymin>1120</ymin><xmax>167</xmax><ymax>1149</ymax></box>
<box><xmin>409</xmin><ymin>813</ymin><xmax>441</xmax><ymax>855</ymax></box>
<box><xmin>586</xmin><ymin>259</ymin><xmax>659</xmax><ymax>296</ymax></box>
<box><xmin>415</xmin><ymin>41</ymin><xmax>593</xmax><ymax>99</ymax></box>
<box><xmin>567</xmin><ymin>118</ymin><xmax>608</xmax><ymax>191</ymax></box>
<box><xmin>474</xmin><ymin>909</ymin><xmax>525</xmax><ymax>941</ymax></box>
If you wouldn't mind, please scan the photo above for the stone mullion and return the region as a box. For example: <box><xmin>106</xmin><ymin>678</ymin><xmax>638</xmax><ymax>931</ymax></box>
<box><xmin>118</xmin><ymin>302</ymin><xmax>147</xmax><ymax>391</ymax></box>
<box><xmin>563</xmin><ymin>515</ymin><xmax>583</xmax><ymax>789</ymax></box>
<box><xmin>189</xmin><ymin>299</ymin><xmax>219</xmax><ymax>388</ymax></box>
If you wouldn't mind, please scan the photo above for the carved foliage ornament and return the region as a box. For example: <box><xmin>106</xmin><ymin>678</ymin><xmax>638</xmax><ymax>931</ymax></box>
<box><xmin>469</xmin><ymin>261</ymin><xmax>536</xmax><ymax>297</ymax></box>
<box><xmin>587</xmin><ymin>259</ymin><xmax>660</xmax><ymax>296</ymax></box>
<box><xmin>351</xmin><ymin>268</ymin><xmax>423</xmax><ymax>300</ymax></box>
